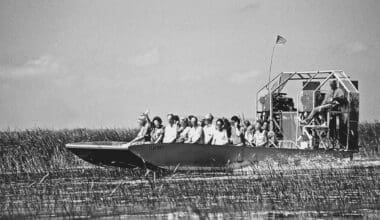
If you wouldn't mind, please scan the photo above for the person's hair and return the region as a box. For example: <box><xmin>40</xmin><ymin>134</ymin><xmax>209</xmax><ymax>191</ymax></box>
<box><xmin>243</xmin><ymin>120</ymin><xmax>251</xmax><ymax>127</ymax></box>
<box><xmin>167</xmin><ymin>113</ymin><xmax>174</xmax><ymax>118</ymax></box>
<box><xmin>201</xmin><ymin>118</ymin><xmax>206</xmax><ymax>127</ymax></box>
<box><xmin>172</xmin><ymin>115</ymin><xmax>179</xmax><ymax>122</ymax></box>
<box><xmin>230</xmin><ymin>115</ymin><xmax>240</xmax><ymax>124</ymax></box>
<box><xmin>152</xmin><ymin>116</ymin><xmax>162</xmax><ymax>125</ymax></box>
<box><xmin>256</xmin><ymin>120</ymin><xmax>263</xmax><ymax>126</ymax></box>
<box><xmin>256</xmin><ymin>119</ymin><xmax>263</xmax><ymax>125</ymax></box>
<box><xmin>215</xmin><ymin>118</ymin><xmax>224</xmax><ymax>126</ymax></box>
<box><xmin>205</xmin><ymin>113</ymin><xmax>214</xmax><ymax>121</ymax></box>
<box><xmin>188</xmin><ymin>115</ymin><xmax>198</xmax><ymax>122</ymax></box>
<box><xmin>180</xmin><ymin>118</ymin><xmax>189</xmax><ymax>127</ymax></box>
<box><xmin>223</xmin><ymin>118</ymin><xmax>232</xmax><ymax>137</ymax></box>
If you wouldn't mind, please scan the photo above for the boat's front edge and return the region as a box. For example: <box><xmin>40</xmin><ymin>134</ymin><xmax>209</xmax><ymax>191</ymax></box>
<box><xmin>65</xmin><ymin>142</ymin><xmax>152</xmax><ymax>169</ymax></box>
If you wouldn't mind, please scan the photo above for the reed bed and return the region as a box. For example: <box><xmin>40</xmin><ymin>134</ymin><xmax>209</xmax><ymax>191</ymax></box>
<box><xmin>0</xmin><ymin>128</ymin><xmax>137</xmax><ymax>173</ymax></box>
<box><xmin>0</xmin><ymin>123</ymin><xmax>379</xmax><ymax>218</ymax></box>
<box><xmin>0</xmin><ymin>123</ymin><xmax>379</xmax><ymax>174</ymax></box>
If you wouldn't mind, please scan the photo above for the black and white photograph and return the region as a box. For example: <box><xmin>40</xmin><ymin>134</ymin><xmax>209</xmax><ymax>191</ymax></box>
<box><xmin>1</xmin><ymin>0</ymin><xmax>379</xmax><ymax>219</ymax></box>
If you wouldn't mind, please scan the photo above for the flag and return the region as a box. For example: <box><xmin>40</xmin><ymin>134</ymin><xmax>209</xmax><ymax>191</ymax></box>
<box><xmin>276</xmin><ymin>35</ymin><xmax>287</xmax><ymax>44</ymax></box>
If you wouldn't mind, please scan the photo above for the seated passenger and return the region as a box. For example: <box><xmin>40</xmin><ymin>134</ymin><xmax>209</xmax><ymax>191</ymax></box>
<box><xmin>163</xmin><ymin>114</ymin><xmax>178</xmax><ymax>143</ymax></box>
<box><xmin>150</xmin><ymin>116</ymin><xmax>164</xmax><ymax>144</ymax></box>
<box><xmin>223</xmin><ymin>118</ymin><xmax>232</xmax><ymax>138</ymax></box>
<box><xmin>230</xmin><ymin>116</ymin><xmax>245</xmax><ymax>146</ymax></box>
<box><xmin>203</xmin><ymin>113</ymin><xmax>215</xmax><ymax>145</ymax></box>
<box><xmin>242</xmin><ymin>120</ymin><xmax>250</xmax><ymax>132</ymax></box>
<box><xmin>243</xmin><ymin>120</ymin><xmax>255</xmax><ymax>146</ymax></box>
<box><xmin>267</xmin><ymin>120</ymin><xmax>277</xmax><ymax>147</ymax></box>
<box><xmin>262</xmin><ymin>121</ymin><xmax>269</xmax><ymax>131</ymax></box>
<box><xmin>212</xmin><ymin>119</ymin><xmax>229</xmax><ymax>145</ymax></box>
<box><xmin>126</xmin><ymin>111</ymin><xmax>151</xmax><ymax>147</ymax></box>
<box><xmin>172</xmin><ymin>115</ymin><xmax>180</xmax><ymax>126</ymax></box>
<box><xmin>177</xmin><ymin>117</ymin><xmax>190</xmax><ymax>143</ymax></box>
<box><xmin>185</xmin><ymin>116</ymin><xmax>204</xmax><ymax>144</ymax></box>
<box><xmin>252</xmin><ymin>121</ymin><xmax>267</xmax><ymax>147</ymax></box>
<box><xmin>200</xmin><ymin>118</ymin><xmax>206</xmax><ymax>127</ymax></box>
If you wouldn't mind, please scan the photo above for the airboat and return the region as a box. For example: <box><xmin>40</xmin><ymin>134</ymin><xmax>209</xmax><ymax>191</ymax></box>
<box><xmin>66</xmin><ymin>70</ymin><xmax>359</xmax><ymax>171</ymax></box>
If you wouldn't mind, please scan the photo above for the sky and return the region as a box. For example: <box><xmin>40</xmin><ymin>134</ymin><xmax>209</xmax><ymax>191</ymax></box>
<box><xmin>0</xmin><ymin>0</ymin><xmax>380</xmax><ymax>129</ymax></box>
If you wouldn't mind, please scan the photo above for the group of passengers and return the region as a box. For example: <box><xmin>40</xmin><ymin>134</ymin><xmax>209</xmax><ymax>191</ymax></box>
<box><xmin>127</xmin><ymin>111</ymin><xmax>276</xmax><ymax>147</ymax></box>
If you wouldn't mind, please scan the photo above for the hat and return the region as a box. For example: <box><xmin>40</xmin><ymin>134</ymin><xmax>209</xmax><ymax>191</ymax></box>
<box><xmin>204</xmin><ymin>113</ymin><xmax>214</xmax><ymax>120</ymax></box>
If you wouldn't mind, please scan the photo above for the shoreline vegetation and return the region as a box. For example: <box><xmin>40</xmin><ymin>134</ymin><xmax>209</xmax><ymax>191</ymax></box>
<box><xmin>0</xmin><ymin>122</ymin><xmax>379</xmax><ymax>218</ymax></box>
<box><xmin>1</xmin><ymin>122</ymin><xmax>379</xmax><ymax>174</ymax></box>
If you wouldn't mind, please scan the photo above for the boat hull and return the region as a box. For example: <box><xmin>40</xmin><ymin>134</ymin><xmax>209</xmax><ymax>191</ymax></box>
<box><xmin>66</xmin><ymin>142</ymin><xmax>353</xmax><ymax>171</ymax></box>
<box><xmin>66</xmin><ymin>142</ymin><xmax>145</xmax><ymax>169</ymax></box>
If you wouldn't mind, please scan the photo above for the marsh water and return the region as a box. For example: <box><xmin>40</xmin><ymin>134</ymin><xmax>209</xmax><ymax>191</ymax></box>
<box><xmin>1</xmin><ymin>158</ymin><xmax>380</xmax><ymax>219</ymax></box>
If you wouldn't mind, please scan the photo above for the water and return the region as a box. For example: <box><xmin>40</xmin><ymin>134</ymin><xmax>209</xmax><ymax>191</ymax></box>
<box><xmin>1</xmin><ymin>158</ymin><xmax>379</xmax><ymax>219</ymax></box>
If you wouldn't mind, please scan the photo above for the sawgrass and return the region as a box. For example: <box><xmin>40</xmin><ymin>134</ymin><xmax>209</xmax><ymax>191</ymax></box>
<box><xmin>358</xmin><ymin>121</ymin><xmax>380</xmax><ymax>158</ymax></box>
<box><xmin>0</xmin><ymin>122</ymin><xmax>379</xmax><ymax>174</ymax></box>
<box><xmin>0</xmin><ymin>128</ymin><xmax>137</xmax><ymax>173</ymax></box>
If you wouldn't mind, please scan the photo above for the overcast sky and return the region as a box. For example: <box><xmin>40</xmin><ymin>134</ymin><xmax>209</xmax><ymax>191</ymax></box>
<box><xmin>0</xmin><ymin>0</ymin><xmax>379</xmax><ymax>129</ymax></box>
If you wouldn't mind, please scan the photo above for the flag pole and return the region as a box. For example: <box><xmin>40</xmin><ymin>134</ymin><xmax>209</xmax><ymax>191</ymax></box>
<box><xmin>268</xmin><ymin>44</ymin><xmax>276</xmax><ymax>84</ymax></box>
<box><xmin>268</xmin><ymin>42</ymin><xmax>277</xmax><ymax>121</ymax></box>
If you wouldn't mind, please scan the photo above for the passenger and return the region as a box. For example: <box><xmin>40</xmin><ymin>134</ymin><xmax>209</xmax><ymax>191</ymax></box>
<box><xmin>223</xmin><ymin>118</ymin><xmax>232</xmax><ymax>138</ymax></box>
<box><xmin>267</xmin><ymin>120</ymin><xmax>277</xmax><ymax>147</ymax></box>
<box><xmin>163</xmin><ymin>114</ymin><xmax>179</xmax><ymax>143</ymax></box>
<box><xmin>243</xmin><ymin>120</ymin><xmax>255</xmax><ymax>146</ymax></box>
<box><xmin>262</xmin><ymin>121</ymin><xmax>269</xmax><ymax>131</ymax></box>
<box><xmin>242</xmin><ymin>119</ymin><xmax>250</xmax><ymax>130</ymax></box>
<box><xmin>185</xmin><ymin>116</ymin><xmax>204</xmax><ymax>144</ymax></box>
<box><xmin>241</xmin><ymin>119</ymin><xmax>250</xmax><ymax>136</ymax></box>
<box><xmin>203</xmin><ymin>113</ymin><xmax>215</xmax><ymax>145</ymax></box>
<box><xmin>200</xmin><ymin>118</ymin><xmax>206</xmax><ymax>127</ymax></box>
<box><xmin>177</xmin><ymin>117</ymin><xmax>191</xmax><ymax>143</ymax></box>
<box><xmin>230</xmin><ymin>116</ymin><xmax>244</xmax><ymax>146</ymax></box>
<box><xmin>126</xmin><ymin>111</ymin><xmax>151</xmax><ymax>147</ymax></box>
<box><xmin>150</xmin><ymin>116</ymin><xmax>164</xmax><ymax>144</ymax></box>
<box><xmin>212</xmin><ymin>119</ymin><xmax>229</xmax><ymax>145</ymax></box>
<box><xmin>172</xmin><ymin>115</ymin><xmax>180</xmax><ymax>126</ymax></box>
<box><xmin>252</xmin><ymin>121</ymin><xmax>267</xmax><ymax>147</ymax></box>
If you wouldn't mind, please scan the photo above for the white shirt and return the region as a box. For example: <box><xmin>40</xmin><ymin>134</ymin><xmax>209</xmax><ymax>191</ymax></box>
<box><xmin>253</xmin><ymin>130</ymin><xmax>267</xmax><ymax>147</ymax></box>
<box><xmin>212</xmin><ymin>129</ymin><xmax>229</xmax><ymax>145</ymax></box>
<box><xmin>179</xmin><ymin>127</ymin><xmax>190</xmax><ymax>139</ymax></box>
<box><xmin>245</xmin><ymin>130</ymin><xmax>254</xmax><ymax>144</ymax></box>
<box><xmin>163</xmin><ymin>123</ymin><xmax>178</xmax><ymax>143</ymax></box>
<box><xmin>187</xmin><ymin>126</ymin><xmax>204</xmax><ymax>144</ymax></box>
<box><xmin>203</xmin><ymin>124</ymin><xmax>215</xmax><ymax>144</ymax></box>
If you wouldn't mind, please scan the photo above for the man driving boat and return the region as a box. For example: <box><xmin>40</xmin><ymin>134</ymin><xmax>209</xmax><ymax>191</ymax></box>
<box><xmin>301</xmin><ymin>80</ymin><xmax>345</xmax><ymax>124</ymax></box>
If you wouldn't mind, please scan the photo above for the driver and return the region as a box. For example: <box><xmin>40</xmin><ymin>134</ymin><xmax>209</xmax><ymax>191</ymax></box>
<box><xmin>301</xmin><ymin>80</ymin><xmax>345</xmax><ymax>124</ymax></box>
